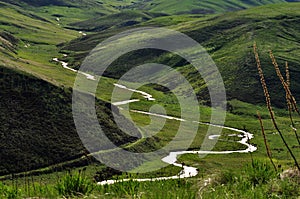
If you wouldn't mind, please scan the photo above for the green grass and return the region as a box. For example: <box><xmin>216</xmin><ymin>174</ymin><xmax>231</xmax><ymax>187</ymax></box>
<box><xmin>201</xmin><ymin>160</ymin><xmax>300</xmax><ymax>198</ymax></box>
<box><xmin>0</xmin><ymin>174</ymin><xmax>197</xmax><ymax>198</ymax></box>
<box><xmin>55</xmin><ymin>171</ymin><xmax>94</xmax><ymax>197</ymax></box>
<box><xmin>1</xmin><ymin>160</ymin><xmax>299</xmax><ymax>198</ymax></box>
<box><xmin>0</xmin><ymin>1</ymin><xmax>300</xmax><ymax>198</ymax></box>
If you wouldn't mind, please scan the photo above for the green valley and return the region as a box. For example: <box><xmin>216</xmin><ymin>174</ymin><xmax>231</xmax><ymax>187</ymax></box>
<box><xmin>0</xmin><ymin>0</ymin><xmax>300</xmax><ymax>198</ymax></box>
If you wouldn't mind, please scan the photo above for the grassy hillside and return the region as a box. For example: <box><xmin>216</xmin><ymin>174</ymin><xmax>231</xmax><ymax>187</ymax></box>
<box><xmin>181</xmin><ymin>3</ymin><xmax>300</xmax><ymax>106</ymax></box>
<box><xmin>0</xmin><ymin>66</ymin><xmax>141</xmax><ymax>175</ymax></box>
<box><xmin>0</xmin><ymin>0</ymin><xmax>132</xmax><ymax>26</ymax></box>
<box><xmin>0</xmin><ymin>1</ymin><xmax>84</xmax><ymax>86</ymax></box>
<box><xmin>1</xmin><ymin>0</ymin><xmax>294</xmax><ymax>27</ymax></box>
<box><xmin>0</xmin><ymin>2</ymin><xmax>299</xmax><ymax>198</ymax></box>
<box><xmin>62</xmin><ymin>3</ymin><xmax>300</xmax><ymax>107</ymax></box>
<box><xmin>0</xmin><ymin>3</ymin><xmax>146</xmax><ymax>175</ymax></box>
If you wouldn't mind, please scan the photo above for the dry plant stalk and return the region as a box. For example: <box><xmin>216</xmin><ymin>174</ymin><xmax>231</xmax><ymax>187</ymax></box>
<box><xmin>284</xmin><ymin>61</ymin><xmax>300</xmax><ymax>145</ymax></box>
<box><xmin>285</xmin><ymin>61</ymin><xmax>293</xmax><ymax>112</ymax></box>
<box><xmin>257</xmin><ymin>111</ymin><xmax>277</xmax><ymax>171</ymax></box>
<box><xmin>253</xmin><ymin>43</ymin><xmax>300</xmax><ymax>171</ymax></box>
<box><xmin>253</xmin><ymin>43</ymin><xmax>274</xmax><ymax>119</ymax></box>
<box><xmin>270</xmin><ymin>51</ymin><xmax>299</xmax><ymax>115</ymax></box>
<box><xmin>285</xmin><ymin>61</ymin><xmax>290</xmax><ymax>90</ymax></box>
<box><xmin>269</xmin><ymin>52</ymin><xmax>300</xmax><ymax>145</ymax></box>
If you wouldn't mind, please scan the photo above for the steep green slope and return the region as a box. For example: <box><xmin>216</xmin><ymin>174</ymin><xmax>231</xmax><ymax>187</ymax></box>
<box><xmin>0</xmin><ymin>66</ymin><xmax>140</xmax><ymax>175</ymax></box>
<box><xmin>62</xmin><ymin>3</ymin><xmax>300</xmax><ymax>107</ymax></box>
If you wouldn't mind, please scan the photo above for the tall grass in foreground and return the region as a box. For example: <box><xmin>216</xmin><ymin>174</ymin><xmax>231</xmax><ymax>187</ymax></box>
<box><xmin>95</xmin><ymin>178</ymin><xmax>196</xmax><ymax>199</ymax></box>
<box><xmin>55</xmin><ymin>170</ymin><xmax>94</xmax><ymax>197</ymax></box>
<box><xmin>0</xmin><ymin>182</ymin><xmax>18</xmax><ymax>199</ymax></box>
<box><xmin>0</xmin><ymin>179</ymin><xmax>57</xmax><ymax>199</ymax></box>
<box><xmin>201</xmin><ymin>161</ymin><xmax>300</xmax><ymax>199</ymax></box>
<box><xmin>253</xmin><ymin>43</ymin><xmax>300</xmax><ymax>171</ymax></box>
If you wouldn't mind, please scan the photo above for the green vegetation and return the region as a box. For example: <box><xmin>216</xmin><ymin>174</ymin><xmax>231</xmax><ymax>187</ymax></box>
<box><xmin>0</xmin><ymin>66</ymin><xmax>140</xmax><ymax>175</ymax></box>
<box><xmin>56</xmin><ymin>170</ymin><xmax>94</xmax><ymax>197</ymax></box>
<box><xmin>62</xmin><ymin>3</ymin><xmax>300</xmax><ymax>107</ymax></box>
<box><xmin>1</xmin><ymin>161</ymin><xmax>299</xmax><ymax>198</ymax></box>
<box><xmin>202</xmin><ymin>161</ymin><xmax>300</xmax><ymax>198</ymax></box>
<box><xmin>0</xmin><ymin>0</ymin><xmax>300</xmax><ymax>198</ymax></box>
<box><xmin>68</xmin><ymin>10</ymin><xmax>159</xmax><ymax>32</ymax></box>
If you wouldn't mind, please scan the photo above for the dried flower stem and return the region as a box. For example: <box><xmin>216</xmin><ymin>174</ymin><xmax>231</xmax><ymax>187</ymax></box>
<box><xmin>286</xmin><ymin>61</ymin><xmax>290</xmax><ymax>89</ymax></box>
<box><xmin>285</xmin><ymin>61</ymin><xmax>293</xmax><ymax>112</ymax></box>
<box><xmin>270</xmin><ymin>51</ymin><xmax>299</xmax><ymax>115</ymax></box>
<box><xmin>270</xmin><ymin>52</ymin><xmax>300</xmax><ymax>145</ymax></box>
<box><xmin>257</xmin><ymin>111</ymin><xmax>277</xmax><ymax>171</ymax></box>
<box><xmin>254</xmin><ymin>43</ymin><xmax>300</xmax><ymax>171</ymax></box>
<box><xmin>284</xmin><ymin>61</ymin><xmax>300</xmax><ymax>145</ymax></box>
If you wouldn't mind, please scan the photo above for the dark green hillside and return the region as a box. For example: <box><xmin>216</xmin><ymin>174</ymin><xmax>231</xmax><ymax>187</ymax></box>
<box><xmin>62</xmin><ymin>3</ymin><xmax>300</xmax><ymax>107</ymax></box>
<box><xmin>0</xmin><ymin>66</ymin><xmax>140</xmax><ymax>175</ymax></box>
<box><xmin>69</xmin><ymin>10</ymin><xmax>164</xmax><ymax>32</ymax></box>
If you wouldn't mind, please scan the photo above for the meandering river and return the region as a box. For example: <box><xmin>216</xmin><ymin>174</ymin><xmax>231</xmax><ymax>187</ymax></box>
<box><xmin>53</xmin><ymin>57</ymin><xmax>257</xmax><ymax>185</ymax></box>
<box><xmin>98</xmin><ymin>82</ymin><xmax>257</xmax><ymax>185</ymax></box>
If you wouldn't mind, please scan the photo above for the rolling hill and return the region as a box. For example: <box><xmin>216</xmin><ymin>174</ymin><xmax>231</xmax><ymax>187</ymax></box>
<box><xmin>62</xmin><ymin>2</ymin><xmax>300</xmax><ymax>107</ymax></box>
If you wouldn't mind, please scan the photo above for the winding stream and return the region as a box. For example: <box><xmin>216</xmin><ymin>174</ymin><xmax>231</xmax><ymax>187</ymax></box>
<box><xmin>52</xmin><ymin>57</ymin><xmax>257</xmax><ymax>185</ymax></box>
<box><xmin>52</xmin><ymin>58</ymin><xmax>95</xmax><ymax>80</ymax></box>
<box><xmin>98</xmin><ymin>84</ymin><xmax>257</xmax><ymax>185</ymax></box>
